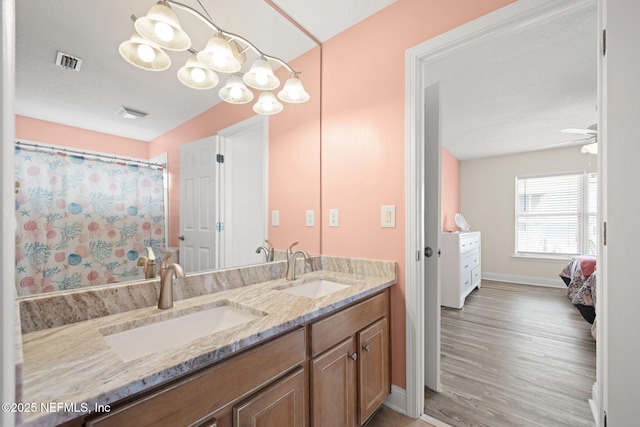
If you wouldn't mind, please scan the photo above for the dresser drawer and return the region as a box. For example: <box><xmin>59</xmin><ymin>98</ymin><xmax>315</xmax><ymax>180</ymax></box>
<box><xmin>459</xmin><ymin>234</ymin><xmax>480</xmax><ymax>253</ymax></box>
<box><xmin>460</xmin><ymin>250</ymin><xmax>479</xmax><ymax>272</ymax></box>
<box><xmin>471</xmin><ymin>266</ymin><xmax>481</xmax><ymax>288</ymax></box>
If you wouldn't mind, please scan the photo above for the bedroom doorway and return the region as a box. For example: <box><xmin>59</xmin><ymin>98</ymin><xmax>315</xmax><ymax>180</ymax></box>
<box><xmin>404</xmin><ymin>0</ymin><xmax>600</xmax><ymax>423</ymax></box>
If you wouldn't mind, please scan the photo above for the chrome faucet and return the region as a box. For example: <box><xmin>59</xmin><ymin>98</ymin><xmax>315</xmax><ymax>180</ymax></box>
<box><xmin>286</xmin><ymin>249</ymin><xmax>309</xmax><ymax>281</ymax></box>
<box><xmin>255</xmin><ymin>239</ymin><xmax>275</xmax><ymax>262</ymax></box>
<box><xmin>158</xmin><ymin>254</ymin><xmax>184</xmax><ymax>309</ymax></box>
<box><xmin>137</xmin><ymin>247</ymin><xmax>157</xmax><ymax>279</ymax></box>
<box><xmin>287</xmin><ymin>241</ymin><xmax>299</xmax><ymax>259</ymax></box>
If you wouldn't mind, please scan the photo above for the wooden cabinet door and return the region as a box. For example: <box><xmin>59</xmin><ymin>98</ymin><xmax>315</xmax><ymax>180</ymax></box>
<box><xmin>357</xmin><ymin>318</ymin><xmax>389</xmax><ymax>425</ymax></box>
<box><xmin>234</xmin><ymin>368</ymin><xmax>305</xmax><ymax>427</ymax></box>
<box><xmin>310</xmin><ymin>337</ymin><xmax>357</xmax><ymax>427</ymax></box>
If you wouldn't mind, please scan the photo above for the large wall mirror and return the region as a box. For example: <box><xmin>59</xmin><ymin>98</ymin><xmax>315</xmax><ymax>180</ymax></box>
<box><xmin>14</xmin><ymin>0</ymin><xmax>321</xmax><ymax>296</ymax></box>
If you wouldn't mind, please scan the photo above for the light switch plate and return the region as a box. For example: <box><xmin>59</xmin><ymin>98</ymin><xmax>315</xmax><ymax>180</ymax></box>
<box><xmin>271</xmin><ymin>210</ymin><xmax>280</xmax><ymax>227</ymax></box>
<box><xmin>329</xmin><ymin>209</ymin><xmax>339</xmax><ymax>227</ymax></box>
<box><xmin>306</xmin><ymin>210</ymin><xmax>315</xmax><ymax>227</ymax></box>
<box><xmin>381</xmin><ymin>205</ymin><xmax>396</xmax><ymax>228</ymax></box>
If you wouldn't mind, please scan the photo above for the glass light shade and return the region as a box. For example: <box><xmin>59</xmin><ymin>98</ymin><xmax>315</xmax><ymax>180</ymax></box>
<box><xmin>197</xmin><ymin>35</ymin><xmax>242</xmax><ymax>73</ymax></box>
<box><xmin>177</xmin><ymin>55</ymin><xmax>219</xmax><ymax>90</ymax></box>
<box><xmin>134</xmin><ymin>1</ymin><xmax>191</xmax><ymax>51</ymax></box>
<box><xmin>277</xmin><ymin>75</ymin><xmax>310</xmax><ymax>103</ymax></box>
<box><xmin>119</xmin><ymin>33</ymin><xmax>171</xmax><ymax>71</ymax></box>
<box><xmin>243</xmin><ymin>58</ymin><xmax>280</xmax><ymax>90</ymax></box>
<box><xmin>253</xmin><ymin>91</ymin><xmax>283</xmax><ymax>115</ymax></box>
<box><xmin>219</xmin><ymin>75</ymin><xmax>254</xmax><ymax>104</ymax></box>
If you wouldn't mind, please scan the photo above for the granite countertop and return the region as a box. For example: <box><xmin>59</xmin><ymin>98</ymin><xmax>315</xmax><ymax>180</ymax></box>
<box><xmin>17</xmin><ymin>256</ymin><xmax>396</xmax><ymax>426</ymax></box>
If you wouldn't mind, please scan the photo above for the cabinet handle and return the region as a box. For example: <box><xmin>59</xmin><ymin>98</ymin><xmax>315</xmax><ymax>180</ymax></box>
<box><xmin>362</xmin><ymin>344</ymin><xmax>371</xmax><ymax>352</ymax></box>
<box><xmin>349</xmin><ymin>352</ymin><xmax>358</xmax><ymax>361</ymax></box>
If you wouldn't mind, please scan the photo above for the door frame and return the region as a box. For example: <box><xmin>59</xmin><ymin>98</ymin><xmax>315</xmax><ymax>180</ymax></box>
<box><xmin>1</xmin><ymin>2</ymin><xmax>16</xmax><ymax>425</ymax></box>
<box><xmin>404</xmin><ymin>0</ymin><xmax>598</xmax><ymax>419</ymax></box>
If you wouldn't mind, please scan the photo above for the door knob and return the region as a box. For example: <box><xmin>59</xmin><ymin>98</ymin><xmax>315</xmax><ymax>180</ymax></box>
<box><xmin>425</xmin><ymin>247</ymin><xmax>433</xmax><ymax>257</ymax></box>
<box><xmin>178</xmin><ymin>235</ymin><xmax>185</xmax><ymax>241</ymax></box>
<box><xmin>349</xmin><ymin>353</ymin><xmax>358</xmax><ymax>361</ymax></box>
<box><xmin>362</xmin><ymin>344</ymin><xmax>371</xmax><ymax>352</ymax></box>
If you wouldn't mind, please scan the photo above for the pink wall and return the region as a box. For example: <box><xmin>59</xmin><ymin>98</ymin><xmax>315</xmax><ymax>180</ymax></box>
<box><xmin>15</xmin><ymin>116</ymin><xmax>149</xmax><ymax>159</ymax></box>
<box><xmin>441</xmin><ymin>147</ymin><xmax>460</xmax><ymax>232</ymax></box>
<box><xmin>320</xmin><ymin>0</ymin><xmax>514</xmax><ymax>389</ymax></box>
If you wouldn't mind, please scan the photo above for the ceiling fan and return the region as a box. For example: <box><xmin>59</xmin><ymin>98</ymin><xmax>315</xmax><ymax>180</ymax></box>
<box><xmin>537</xmin><ymin>124</ymin><xmax>598</xmax><ymax>154</ymax></box>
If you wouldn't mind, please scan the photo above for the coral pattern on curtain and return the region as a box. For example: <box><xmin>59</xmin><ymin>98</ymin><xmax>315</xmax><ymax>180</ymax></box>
<box><xmin>15</xmin><ymin>145</ymin><xmax>165</xmax><ymax>296</ymax></box>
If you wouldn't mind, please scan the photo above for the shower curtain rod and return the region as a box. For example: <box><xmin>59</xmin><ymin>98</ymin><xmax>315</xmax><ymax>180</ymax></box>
<box><xmin>15</xmin><ymin>141</ymin><xmax>166</xmax><ymax>169</ymax></box>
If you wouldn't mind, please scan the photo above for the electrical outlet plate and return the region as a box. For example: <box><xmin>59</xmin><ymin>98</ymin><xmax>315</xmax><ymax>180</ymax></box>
<box><xmin>306</xmin><ymin>210</ymin><xmax>315</xmax><ymax>227</ymax></box>
<box><xmin>272</xmin><ymin>210</ymin><xmax>280</xmax><ymax>227</ymax></box>
<box><xmin>329</xmin><ymin>209</ymin><xmax>339</xmax><ymax>227</ymax></box>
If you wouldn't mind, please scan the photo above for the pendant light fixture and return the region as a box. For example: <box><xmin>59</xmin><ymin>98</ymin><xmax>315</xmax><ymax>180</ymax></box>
<box><xmin>278</xmin><ymin>74</ymin><xmax>310</xmax><ymax>103</ymax></box>
<box><xmin>177</xmin><ymin>55</ymin><xmax>219</xmax><ymax>89</ymax></box>
<box><xmin>134</xmin><ymin>1</ymin><xmax>191</xmax><ymax>51</ymax></box>
<box><xmin>197</xmin><ymin>34</ymin><xmax>242</xmax><ymax>73</ymax></box>
<box><xmin>253</xmin><ymin>91</ymin><xmax>283</xmax><ymax>115</ymax></box>
<box><xmin>243</xmin><ymin>57</ymin><xmax>280</xmax><ymax>90</ymax></box>
<box><xmin>120</xmin><ymin>1</ymin><xmax>310</xmax><ymax>115</ymax></box>
<box><xmin>219</xmin><ymin>74</ymin><xmax>254</xmax><ymax>104</ymax></box>
<box><xmin>119</xmin><ymin>32</ymin><xmax>171</xmax><ymax>71</ymax></box>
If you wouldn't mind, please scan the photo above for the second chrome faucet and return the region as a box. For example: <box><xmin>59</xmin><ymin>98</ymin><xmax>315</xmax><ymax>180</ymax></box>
<box><xmin>286</xmin><ymin>242</ymin><xmax>309</xmax><ymax>281</ymax></box>
<box><xmin>158</xmin><ymin>253</ymin><xmax>185</xmax><ymax>309</ymax></box>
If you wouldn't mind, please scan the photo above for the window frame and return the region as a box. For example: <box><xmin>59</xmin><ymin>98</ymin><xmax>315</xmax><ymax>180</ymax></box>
<box><xmin>514</xmin><ymin>171</ymin><xmax>597</xmax><ymax>258</ymax></box>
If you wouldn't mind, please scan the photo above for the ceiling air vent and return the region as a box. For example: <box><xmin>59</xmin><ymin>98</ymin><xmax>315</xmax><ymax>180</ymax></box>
<box><xmin>55</xmin><ymin>51</ymin><xmax>82</xmax><ymax>71</ymax></box>
<box><xmin>117</xmin><ymin>106</ymin><xmax>148</xmax><ymax>120</ymax></box>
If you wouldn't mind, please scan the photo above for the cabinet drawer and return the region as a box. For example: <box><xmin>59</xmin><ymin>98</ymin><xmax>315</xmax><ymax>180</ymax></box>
<box><xmin>233</xmin><ymin>367</ymin><xmax>305</xmax><ymax>427</ymax></box>
<box><xmin>460</xmin><ymin>234</ymin><xmax>480</xmax><ymax>253</ymax></box>
<box><xmin>310</xmin><ymin>291</ymin><xmax>388</xmax><ymax>357</ymax></box>
<box><xmin>461</xmin><ymin>250</ymin><xmax>480</xmax><ymax>272</ymax></box>
<box><xmin>86</xmin><ymin>328</ymin><xmax>305</xmax><ymax>427</ymax></box>
<box><xmin>471</xmin><ymin>266</ymin><xmax>481</xmax><ymax>287</ymax></box>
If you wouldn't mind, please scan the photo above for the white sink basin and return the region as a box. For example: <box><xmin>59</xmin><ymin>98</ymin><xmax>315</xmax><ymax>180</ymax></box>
<box><xmin>278</xmin><ymin>280</ymin><xmax>351</xmax><ymax>299</ymax></box>
<box><xmin>101</xmin><ymin>303</ymin><xmax>262</xmax><ymax>361</ymax></box>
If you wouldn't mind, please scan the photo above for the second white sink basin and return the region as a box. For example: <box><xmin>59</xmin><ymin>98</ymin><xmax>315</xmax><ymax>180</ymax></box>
<box><xmin>278</xmin><ymin>280</ymin><xmax>351</xmax><ymax>299</ymax></box>
<box><xmin>101</xmin><ymin>302</ymin><xmax>263</xmax><ymax>362</ymax></box>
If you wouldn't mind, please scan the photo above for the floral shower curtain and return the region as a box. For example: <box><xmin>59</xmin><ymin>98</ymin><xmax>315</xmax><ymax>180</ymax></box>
<box><xmin>15</xmin><ymin>144</ymin><xmax>166</xmax><ymax>296</ymax></box>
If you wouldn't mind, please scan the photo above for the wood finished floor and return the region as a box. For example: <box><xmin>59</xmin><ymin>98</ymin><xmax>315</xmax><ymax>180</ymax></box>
<box><xmin>424</xmin><ymin>280</ymin><xmax>596</xmax><ymax>427</ymax></box>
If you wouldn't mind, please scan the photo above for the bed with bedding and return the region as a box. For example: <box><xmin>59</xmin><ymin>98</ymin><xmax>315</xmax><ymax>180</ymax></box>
<box><xmin>559</xmin><ymin>255</ymin><xmax>596</xmax><ymax>339</ymax></box>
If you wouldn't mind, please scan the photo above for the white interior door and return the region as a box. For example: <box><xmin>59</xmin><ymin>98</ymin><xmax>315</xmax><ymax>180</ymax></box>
<box><xmin>179</xmin><ymin>136</ymin><xmax>220</xmax><ymax>273</ymax></box>
<box><xmin>423</xmin><ymin>83</ymin><xmax>442</xmax><ymax>392</ymax></box>
<box><xmin>218</xmin><ymin>115</ymin><xmax>268</xmax><ymax>269</ymax></box>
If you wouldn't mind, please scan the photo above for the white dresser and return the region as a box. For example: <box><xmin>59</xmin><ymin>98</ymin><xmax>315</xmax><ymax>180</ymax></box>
<box><xmin>441</xmin><ymin>231</ymin><xmax>481</xmax><ymax>309</ymax></box>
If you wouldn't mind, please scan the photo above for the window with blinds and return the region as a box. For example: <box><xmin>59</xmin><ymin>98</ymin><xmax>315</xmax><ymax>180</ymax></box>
<box><xmin>515</xmin><ymin>172</ymin><xmax>597</xmax><ymax>256</ymax></box>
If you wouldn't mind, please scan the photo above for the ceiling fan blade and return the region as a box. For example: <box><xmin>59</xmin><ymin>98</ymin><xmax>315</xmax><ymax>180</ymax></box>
<box><xmin>561</xmin><ymin>128</ymin><xmax>598</xmax><ymax>136</ymax></box>
<box><xmin>534</xmin><ymin>136</ymin><xmax>594</xmax><ymax>151</ymax></box>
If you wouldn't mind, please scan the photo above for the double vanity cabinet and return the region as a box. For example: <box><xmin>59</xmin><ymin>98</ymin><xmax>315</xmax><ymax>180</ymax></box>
<box><xmin>58</xmin><ymin>289</ymin><xmax>390</xmax><ymax>427</ymax></box>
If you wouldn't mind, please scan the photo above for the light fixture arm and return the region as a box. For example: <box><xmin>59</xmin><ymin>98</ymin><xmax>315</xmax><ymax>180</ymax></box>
<box><xmin>166</xmin><ymin>0</ymin><xmax>299</xmax><ymax>74</ymax></box>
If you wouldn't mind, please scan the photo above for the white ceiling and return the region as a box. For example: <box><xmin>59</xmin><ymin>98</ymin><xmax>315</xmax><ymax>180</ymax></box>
<box><xmin>270</xmin><ymin>0</ymin><xmax>397</xmax><ymax>42</ymax></box>
<box><xmin>15</xmin><ymin>1</ymin><xmax>596</xmax><ymax>160</ymax></box>
<box><xmin>429</xmin><ymin>2</ymin><xmax>597</xmax><ymax>160</ymax></box>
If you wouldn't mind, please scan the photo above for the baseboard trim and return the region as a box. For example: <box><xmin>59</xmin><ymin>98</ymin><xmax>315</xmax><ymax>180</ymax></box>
<box><xmin>420</xmin><ymin>413</ymin><xmax>454</xmax><ymax>427</ymax></box>
<box><xmin>384</xmin><ymin>386</ymin><xmax>454</xmax><ymax>427</ymax></box>
<box><xmin>383</xmin><ymin>385</ymin><xmax>407</xmax><ymax>415</ymax></box>
<box><xmin>482</xmin><ymin>272</ymin><xmax>565</xmax><ymax>288</ymax></box>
